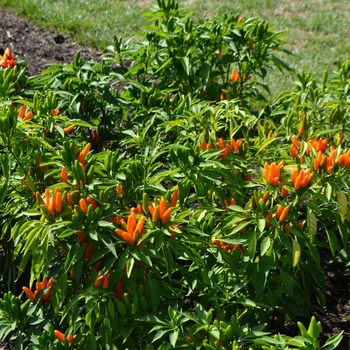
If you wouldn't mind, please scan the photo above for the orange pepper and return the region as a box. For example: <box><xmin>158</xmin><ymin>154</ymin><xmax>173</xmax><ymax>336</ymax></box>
<box><xmin>290</xmin><ymin>144</ymin><xmax>298</xmax><ymax>158</ymax></box>
<box><xmin>54</xmin><ymin>330</ymin><xmax>65</xmax><ymax>343</ymax></box>
<box><xmin>159</xmin><ymin>198</ymin><xmax>167</xmax><ymax>218</ymax></box>
<box><xmin>231</xmin><ymin>139</ymin><xmax>241</xmax><ymax>152</ymax></box>
<box><xmin>18</xmin><ymin>105</ymin><xmax>26</xmax><ymax>118</ymax></box>
<box><xmin>45</xmin><ymin>188</ymin><xmax>50</xmax><ymax>206</ymax></box>
<box><xmin>345</xmin><ymin>150</ymin><xmax>350</xmax><ymax>168</ymax></box>
<box><xmin>86</xmin><ymin>196</ymin><xmax>98</xmax><ymax>210</ymax></box>
<box><xmin>22</xmin><ymin>287</ymin><xmax>35</xmax><ymax>302</ymax></box>
<box><xmin>279</xmin><ymin>206</ymin><xmax>289</xmax><ymax>223</ymax></box>
<box><xmin>130</xmin><ymin>204</ymin><xmax>142</xmax><ymax>214</ymax></box>
<box><xmin>115</xmin><ymin>228</ymin><xmax>135</xmax><ymax>245</ymax></box>
<box><xmin>294</xmin><ymin>174</ymin><xmax>302</xmax><ymax>190</ymax></box>
<box><xmin>23</xmin><ymin>111</ymin><xmax>33</xmax><ymax>121</ymax></box>
<box><xmin>281</xmin><ymin>186</ymin><xmax>289</xmax><ymax>197</ymax></box>
<box><xmin>67</xmin><ymin>334</ymin><xmax>74</xmax><ymax>344</ymax></box>
<box><xmin>301</xmin><ymin>174</ymin><xmax>310</xmax><ymax>188</ymax></box>
<box><xmin>337</xmin><ymin>154</ymin><xmax>345</xmax><ymax>165</ymax></box>
<box><xmin>54</xmin><ymin>190</ymin><xmax>62</xmax><ymax>213</ymax></box>
<box><xmin>103</xmin><ymin>278</ymin><xmax>109</xmax><ymax>289</ymax></box>
<box><xmin>161</xmin><ymin>207</ymin><xmax>172</xmax><ymax>224</ymax></box>
<box><xmin>47</xmin><ymin>197</ymin><xmax>55</xmax><ymax>215</ymax></box>
<box><xmin>64</xmin><ymin>124</ymin><xmax>75</xmax><ymax>134</ymax></box>
<box><xmin>43</xmin><ymin>278</ymin><xmax>54</xmax><ymax>301</ymax></box>
<box><xmin>77</xmin><ymin>143</ymin><xmax>91</xmax><ymax>165</ymax></box>
<box><xmin>67</xmin><ymin>192</ymin><xmax>73</xmax><ymax>206</ymax></box>
<box><xmin>115</xmin><ymin>281</ymin><xmax>124</xmax><ymax>301</ymax></box>
<box><xmin>230</xmin><ymin>69</ymin><xmax>240</xmax><ymax>82</ymax></box>
<box><xmin>135</xmin><ymin>216</ymin><xmax>146</xmax><ymax>236</ymax></box>
<box><xmin>61</xmin><ymin>167</ymin><xmax>68</xmax><ymax>183</ymax></box>
<box><xmin>148</xmin><ymin>205</ymin><xmax>155</xmax><ymax>216</ymax></box>
<box><xmin>313</xmin><ymin>158</ymin><xmax>319</xmax><ymax>171</ymax></box>
<box><xmin>122</xmin><ymin>231</ymin><xmax>135</xmax><ymax>245</ymax></box>
<box><xmin>264</xmin><ymin>161</ymin><xmax>283</xmax><ymax>185</ymax></box>
<box><xmin>79</xmin><ymin>198</ymin><xmax>88</xmax><ymax>214</ymax></box>
<box><xmin>152</xmin><ymin>205</ymin><xmax>160</xmax><ymax>223</ymax></box>
<box><xmin>94</xmin><ymin>271</ymin><xmax>104</xmax><ymax>287</ymax></box>
<box><xmin>298</xmin><ymin>125</ymin><xmax>304</xmax><ymax>136</ymax></box>
<box><xmin>116</xmin><ymin>184</ymin><xmax>123</xmax><ymax>195</ymax></box>
<box><xmin>127</xmin><ymin>212</ymin><xmax>137</xmax><ymax>236</ymax></box>
<box><xmin>275</xmin><ymin>205</ymin><xmax>283</xmax><ymax>221</ymax></box>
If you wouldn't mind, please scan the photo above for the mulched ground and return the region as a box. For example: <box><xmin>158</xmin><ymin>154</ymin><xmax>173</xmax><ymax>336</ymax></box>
<box><xmin>0</xmin><ymin>9</ymin><xmax>102</xmax><ymax>76</ymax></box>
<box><xmin>1</xmin><ymin>7</ymin><xmax>350</xmax><ymax>349</ymax></box>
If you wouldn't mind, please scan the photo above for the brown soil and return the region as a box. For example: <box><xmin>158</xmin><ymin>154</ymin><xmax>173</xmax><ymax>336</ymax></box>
<box><xmin>0</xmin><ymin>7</ymin><xmax>350</xmax><ymax>350</ymax></box>
<box><xmin>0</xmin><ymin>9</ymin><xmax>102</xmax><ymax>76</ymax></box>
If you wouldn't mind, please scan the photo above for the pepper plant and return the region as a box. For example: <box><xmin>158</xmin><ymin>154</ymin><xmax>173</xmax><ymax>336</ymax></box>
<box><xmin>0</xmin><ymin>1</ymin><xmax>347</xmax><ymax>349</ymax></box>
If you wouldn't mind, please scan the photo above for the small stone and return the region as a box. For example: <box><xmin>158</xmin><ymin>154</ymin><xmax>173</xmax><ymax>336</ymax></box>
<box><xmin>54</xmin><ymin>35</ymin><xmax>65</xmax><ymax>44</ymax></box>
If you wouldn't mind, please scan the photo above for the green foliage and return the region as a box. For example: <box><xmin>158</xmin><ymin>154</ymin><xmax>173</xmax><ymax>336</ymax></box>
<box><xmin>0</xmin><ymin>1</ymin><xmax>348</xmax><ymax>349</ymax></box>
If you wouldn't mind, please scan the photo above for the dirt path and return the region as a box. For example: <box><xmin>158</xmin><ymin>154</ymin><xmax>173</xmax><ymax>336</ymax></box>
<box><xmin>0</xmin><ymin>9</ymin><xmax>102</xmax><ymax>76</ymax></box>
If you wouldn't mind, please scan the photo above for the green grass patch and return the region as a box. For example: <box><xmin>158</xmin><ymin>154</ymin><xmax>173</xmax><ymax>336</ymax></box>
<box><xmin>1</xmin><ymin>0</ymin><xmax>350</xmax><ymax>96</ymax></box>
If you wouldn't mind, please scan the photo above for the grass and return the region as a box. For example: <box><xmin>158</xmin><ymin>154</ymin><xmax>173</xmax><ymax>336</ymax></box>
<box><xmin>1</xmin><ymin>0</ymin><xmax>350</xmax><ymax>96</ymax></box>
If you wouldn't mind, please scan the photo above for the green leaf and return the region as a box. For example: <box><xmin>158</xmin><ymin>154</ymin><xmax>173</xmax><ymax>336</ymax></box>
<box><xmin>256</xmin><ymin>137</ymin><xmax>279</xmax><ymax>154</ymax></box>
<box><xmin>248</xmin><ymin>232</ymin><xmax>257</xmax><ymax>260</ymax></box>
<box><xmin>169</xmin><ymin>330</ymin><xmax>179</xmax><ymax>348</ymax></box>
<box><xmin>307</xmin><ymin>211</ymin><xmax>317</xmax><ymax>238</ymax></box>
<box><xmin>233</xmin><ymin>297</ymin><xmax>256</xmax><ymax>307</ymax></box>
<box><xmin>200</xmin><ymin>170</ymin><xmax>222</xmax><ymax>185</ymax></box>
<box><xmin>138</xmin><ymin>315</ymin><xmax>166</xmax><ymax>324</ymax></box>
<box><xmin>1</xmin><ymin>152</ymin><xmax>10</xmax><ymax>181</ymax></box>
<box><xmin>0</xmin><ymin>182</ymin><xmax>8</xmax><ymax>206</ymax></box>
<box><xmin>66</xmin><ymin>119</ymin><xmax>94</xmax><ymax>128</ymax></box>
<box><xmin>126</xmin><ymin>257</ymin><xmax>135</xmax><ymax>278</ymax></box>
<box><xmin>97</xmin><ymin>220</ymin><xmax>115</xmax><ymax>228</ymax></box>
<box><xmin>324</xmin><ymin>331</ymin><xmax>344</xmax><ymax>350</ymax></box>
<box><xmin>122</xmin><ymin>129</ymin><xmax>137</xmax><ymax>138</ymax></box>
<box><xmin>337</xmin><ymin>191</ymin><xmax>348</xmax><ymax>219</ymax></box>
<box><xmin>64</xmin><ymin>244</ymin><xmax>84</xmax><ymax>272</ymax></box>
<box><xmin>324</xmin><ymin>227</ymin><xmax>338</xmax><ymax>257</ymax></box>
<box><xmin>52</xmin><ymin>272</ymin><xmax>67</xmax><ymax>314</ymax></box>
<box><xmin>164</xmin><ymin>248</ymin><xmax>173</xmax><ymax>281</ymax></box>
<box><xmin>336</xmin><ymin>214</ymin><xmax>349</xmax><ymax>249</ymax></box>
<box><xmin>182</xmin><ymin>57</ymin><xmax>190</xmax><ymax>76</ymax></box>
<box><xmin>100</xmin><ymin>233</ymin><xmax>118</xmax><ymax>258</ymax></box>
<box><xmin>152</xmin><ymin>329</ymin><xmax>171</xmax><ymax>343</ymax></box>
<box><xmin>279</xmin><ymin>268</ymin><xmax>294</xmax><ymax>297</ymax></box>
<box><xmin>325</xmin><ymin>182</ymin><xmax>332</xmax><ymax>201</ymax></box>
<box><xmin>257</xmin><ymin>218</ymin><xmax>266</xmax><ymax>233</ymax></box>
<box><xmin>155</xmin><ymin>57</ymin><xmax>173</xmax><ymax>74</ymax></box>
<box><xmin>201</xmin><ymin>61</ymin><xmax>211</xmax><ymax>86</ymax></box>
<box><xmin>292</xmin><ymin>239</ymin><xmax>301</xmax><ymax>267</ymax></box>
<box><xmin>260</xmin><ymin>236</ymin><xmax>271</xmax><ymax>256</ymax></box>
<box><xmin>147</xmin><ymin>278</ymin><xmax>160</xmax><ymax>312</ymax></box>
<box><xmin>108</xmin><ymin>298</ymin><xmax>115</xmax><ymax>318</ymax></box>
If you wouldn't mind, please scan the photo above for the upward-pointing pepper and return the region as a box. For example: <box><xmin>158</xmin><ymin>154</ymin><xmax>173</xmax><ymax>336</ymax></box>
<box><xmin>115</xmin><ymin>213</ymin><xmax>146</xmax><ymax>245</ymax></box>
<box><xmin>263</xmin><ymin>161</ymin><xmax>284</xmax><ymax>186</ymax></box>
<box><xmin>77</xmin><ymin>143</ymin><xmax>91</xmax><ymax>165</ymax></box>
<box><xmin>148</xmin><ymin>198</ymin><xmax>172</xmax><ymax>224</ymax></box>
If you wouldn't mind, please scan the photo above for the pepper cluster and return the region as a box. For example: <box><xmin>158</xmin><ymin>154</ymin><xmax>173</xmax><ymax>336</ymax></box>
<box><xmin>23</xmin><ymin>278</ymin><xmax>54</xmax><ymax>304</ymax></box>
<box><xmin>199</xmin><ymin>138</ymin><xmax>248</xmax><ymax>158</ymax></box>
<box><xmin>36</xmin><ymin>189</ymin><xmax>63</xmax><ymax>217</ymax></box>
<box><xmin>0</xmin><ymin>48</ymin><xmax>16</xmax><ymax>68</ymax></box>
<box><xmin>291</xmin><ymin>168</ymin><xmax>313</xmax><ymax>190</ymax></box>
<box><xmin>263</xmin><ymin>161</ymin><xmax>284</xmax><ymax>186</ymax></box>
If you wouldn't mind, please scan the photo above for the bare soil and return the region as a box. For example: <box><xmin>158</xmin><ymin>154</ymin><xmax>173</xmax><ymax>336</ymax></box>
<box><xmin>0</xmin><ymin>9</ymin><xmax>102</xmax><ymax>76</ymax></box>
<box><xmin>0</xmin><ymin>7</ymin><xmax>350</xmax><ymax>350</ymax></box>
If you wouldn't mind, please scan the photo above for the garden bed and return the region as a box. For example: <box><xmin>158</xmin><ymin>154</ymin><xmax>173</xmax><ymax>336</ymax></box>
<box><xmin>0</xmin><ymin>5</ymin><xmax>350</xmax><ymax>349</ymax></box>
